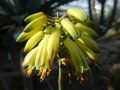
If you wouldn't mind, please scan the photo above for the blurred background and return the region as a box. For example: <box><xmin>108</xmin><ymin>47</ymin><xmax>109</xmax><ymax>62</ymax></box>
<box><xmin>0</xmin><ymin>0</ymin><xmax>120</xmax><ymax>90</ymax></box>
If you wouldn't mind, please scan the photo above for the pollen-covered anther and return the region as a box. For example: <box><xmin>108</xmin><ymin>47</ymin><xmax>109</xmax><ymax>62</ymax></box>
<box><xmin>37</xmin><ymin>69</ymin><xmax>51</xmax><ymax>82</ymax></box>
<box><xmin>37</xmin><ymin>71</ymin><xmax>42</xmax><ymax>76</ymax></box>
<box><xmin>37</xmin><ymin>71</ymin><xmax>45</xmax><ymax>81</ymax></box>
<box><xmin>80</xmin><ymin>76</ymin><xmax>85</xmax><ymax>83</ymax></box>
<box><xmin>77</xmin><ymin>76</ymin><xmax>79</xmax><ymax>81</ymax></box>
<box><xmin>81</xmin><ymin>76</ymin><xmax>84</xmax><ymax>81</ymax></box>
<box><xmin>66</xmin><ymin>72</ymin><xmax>72</xmax><ymax>84</ymax></box>
<box><xmin>23</xmin><ymin>67</ymin><xmax>32</xmax><ymax>77</ymax></box>
<box><xmin>47</xmin><ymin>70</ymin><xmax>51</xmax><ymax>76</ymax></box>
<box><xmin>76</xmin><ymin>75</ymin><xmax>85</xmax><ymax>83</ymax></box>
<box><xmin>40</xmin><ymin>72</ymin><xmax>47</xmax><ymax>82</ymax></box>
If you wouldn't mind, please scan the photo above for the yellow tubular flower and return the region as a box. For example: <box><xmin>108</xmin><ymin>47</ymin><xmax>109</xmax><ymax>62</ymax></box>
<box><xmin>75</xmin><ymin>22</ymin><xmax>99</xmax><ymax>39</ymax></box>
<box><xmin>74</xmin><ymin>42</ymin><xmax>90</xmax><ymax>71</ymax></box>
<box><xmin>75</xmin><ymin>47</ymin><xmax>89</xmax><ymax>82</ymax></box>
<box><xmin>63</xmin><ymin>38</ymin><xmax>89</xmax><ymax>82</ymax></box>
<box><xmin>24</xmin><ymin>12</ymin><xmax>44</xmax><ymax>22</ymax></box>
<box><xmin>67</xmin><ymin>8</ymin><xmax>88</xmax><ymax>21</ymax></box>
<box><xmin>22</xmin><ymin>46</ymin><xmax>38</xmax><ymax>77</ymax></box>
<box><xmin>78</xmin><ymin>33</ymin><xmax>100</xmax><ymax>53</ymax></box>
<box><xmin>76</xmin><ymin>19</ymin><xmax>94</xmax><ymax>26</ymax></box>
<box><xmin>35</xmin><ymin>34</ymin><xmax>50</xmax><ymax>68</ymax></box>
<box><xmin>37</xmin><ymin>27</ymin><xmax>61</xmax><ymax>81</ymax></box>
<box><xmin>24</xmin><ymin>31</ymin><xmax>44</xmax><ymax>52</ymax></box>
<box><xmin>47</xmin><ymin>27</ymin><xmax>60</xmax><ymax>60</ymax></box>
<box><xmin>39</xmin><ymin>41</ymin><xmax>48</xmax><ymax>67</ymax></box>
<box><xmin>61</xmin><ymin>18</ymin><xmax>80</xmax><ymax>39</ymax></box>
<box><xmin>63</xmin><ymin>38</ymin><xmax>83</xmax><ymax>74</ymax></box>
<box><xmin>23</xmin><ymin>15</ymin><xmax>47</xmax><ymax>32</ymax></box>
<box><xmin>35</xmin><ymin>34</ymin><xmax>54</xmax><ymax>81</ymax></box>
<box><xmin>38</xmin><ymin>40</ymin><xmax>52</xmax><ymax>81</ymax></box>
<box><xmin>16</xmin><ymin>28</ymin><xmax>40</xmax><ymax>42</ymax></box>
<box><xmin>74</xmin><ymin>39</ymin><xmax>98</xmax><ymax>65</ymax></box>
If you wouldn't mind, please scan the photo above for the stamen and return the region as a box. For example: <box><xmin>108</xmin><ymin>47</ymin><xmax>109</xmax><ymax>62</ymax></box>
<box><xmin>81</xmin><ymin>76</ymin><xmax>84</xmax><ymax>81</ymax></box>
<box><xmin>66</xmin><ymin>72</ymin><xmax>72</xmax><ymax>84</ymax></box>
<box><xmin>37</xmin><ymin>71</ymin><xmax>42</xmax><ymax>76</ymax></box>
<box><xmin>77</xmin><ymin>77</ymin><xmax>79</xmax><ymax>81</ymax></box>
<box><xmin>23</xmin><ymin>67</ymin><xmax>32</xmax><ymax>77</ymax></box>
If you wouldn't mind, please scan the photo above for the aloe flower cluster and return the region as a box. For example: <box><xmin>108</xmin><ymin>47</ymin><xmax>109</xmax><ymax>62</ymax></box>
<box><xmin>16</xmin><ymin>8</ymin><xmax>100</xmax><ymax>82</ymax></box>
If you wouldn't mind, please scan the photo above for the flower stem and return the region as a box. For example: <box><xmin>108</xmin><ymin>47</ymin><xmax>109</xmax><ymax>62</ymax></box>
<box><xmin>58</xmin><ymin>59</ymin><xmax>63</xmax><ymax>90</ymax></box>
<box><xmin>48</xmin><ymin>18</ymin><xmax>56</xmax><ymax>22</ymax></box>
<box><xmin>59</xmin><ymin>12</ymin><xmax>68</xmax><ymax>21</ymax></box>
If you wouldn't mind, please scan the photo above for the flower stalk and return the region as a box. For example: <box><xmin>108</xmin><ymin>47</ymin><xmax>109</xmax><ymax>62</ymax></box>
<box><xmin>58</xmin><ymin>59</ymin><xmax>63</xmax><ymax>90</ymax></box>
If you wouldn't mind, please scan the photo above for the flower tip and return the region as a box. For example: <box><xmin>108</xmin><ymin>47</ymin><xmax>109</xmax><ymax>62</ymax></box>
<box><xmin>24</xmin><ymin>12</ymin><xmax>45</xmax><ymax>22</ymax></box>
<box><xmin>24</xmin><ymin>48</ymin><xmax>29</xmax><ymax>52</ymax></box>
<box><xmin>24</xmin><ymin>18</ymin><xmax>29</xmax><ymax>22</ymax></box>
<box><xmin>16</xmin><ymin>37</ymin><xmax>24</xmax><ymax>42</ymax></box>
<box><xmin>23</xmin><ymin>25</ymin><xmax>33</xmax><ymax>32</ymax></box>
<box><xmin>23</xmin><ymin>29</ymin><xmax>31</xmax><ymax>33</ymax></box>
<box><xmin>16</xmin><ymin>38</ymin><xmax>20</xmax><ymax>42</ymax></box>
